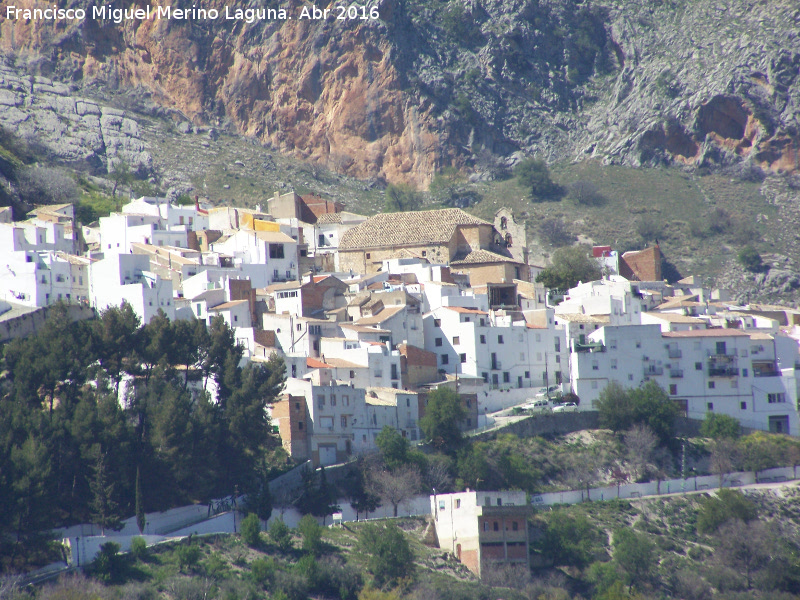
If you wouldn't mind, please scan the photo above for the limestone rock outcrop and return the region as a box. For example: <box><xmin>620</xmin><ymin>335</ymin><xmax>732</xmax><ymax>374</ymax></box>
<box><xmin>1</xmin><ymin>0</ymin><xmax>797</xmax><ymax>184</ymax></box>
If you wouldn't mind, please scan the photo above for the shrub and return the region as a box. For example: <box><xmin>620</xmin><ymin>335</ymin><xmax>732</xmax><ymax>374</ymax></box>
<box><xmin>240</xmin><ymin>513</ymin><xmax>261</xmax><ymax>547</ymax></box>
<box><xmin>700</xmin><ymin>413</ymin><xmax>741</xmax><ymax>439</ymax></box>
<box><xmin>298</xmin><ymin>515</ymin><xmax>323</xmax><ymax>555</ymax></box>
<box><xmin>567</xmin><ymin>180</ymin><xmax>606</xmax><ymax>206</ymax></box>
<box><xmin>269</xmin><ymin>516</ymin><xmax>293</xmax><ymax>552</ymax></box>
<box><xmin>358</xmin><ymin>522</ymin><xmax>414</xmax><ymax>587</ymax></box>
<box><xmin>250</xmin><ymin>557</ymin><xmax>276</xmax><ymax>587</ymax></box>
<box><xmin>130</xmin><ymin>536</ymin><xmax>147</xmax><ymax>560</ymax></box>
<box><xmin>515</xmin><ymin>158</ymin><xmax>561</xmax><ymax>200</ymax></box>
<box><xmin>92</xmin><ymin>541</ymin><xmax>122</xmax><ymax>583</ymax></box>
<box><xmin>175</xmin><ymin>543</ymin><xmax>201</xmax><ymax>572</ymax></box>
<box><xmin>737</xmin><ymin>245</ymin><xmax>764</xmax><ymax>272</ymax></box>
<box><xmin>539</xmin><ymin>218</ymin><xmax>574</xmax><ymax>247</ymax></box>
<box><xmin>697</xmin><ymin>489</ymin><xmax>757</xmax><ymax>534</ymax></box>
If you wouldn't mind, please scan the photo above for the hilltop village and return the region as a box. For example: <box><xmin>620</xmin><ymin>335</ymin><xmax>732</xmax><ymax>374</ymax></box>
<box><xmin>3</xmin><ymin>190</ymin><xmax>799</xmax><ymax>469</ymax></box>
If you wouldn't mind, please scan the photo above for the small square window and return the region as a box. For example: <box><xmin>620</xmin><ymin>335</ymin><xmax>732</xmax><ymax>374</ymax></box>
<box><xmin>435</xmin><ymin>338</ymin><xmax>443</xmax><ymax>347</ymax></box>
<box><xmin>498</xmin><ymin>335</ymin><xmax>504</xmax><ymax>344</ymax></box>
<box><xmin>480</xmin><ymin>334</ymin><xmax>486</xmax><ymax>344</ymax></box>
<box><xmin>453</xmin><ymin>336</ymin><xmax>460</xmax><ymax>345</ymax></box>
<box><xmin>366</xmin><ymin>253</ymin><xmax>371</xmax><ymax>259</ymax></box>
<box><xmin>669</xmin><ymin>384</ymin><xmax>677</xmax><ymax>395</ymax></box>
<box><xmin>707</xmin><ymin>402</ymin><xmax>714</xmax><ymax>411</ymax></box>
<box><xmin>742</xmin><ymin>368</ymin><xmax>748</xmax><ymax>377</ymax></box>
<box><xmin>695</xmin><ymin>362</ymin><xmax>702</xmax><ymax>371</ymax></box>
<box><xmin>434</xmin><ymin>319</ymin><xmax>441</xmax><ymax>327</ymax></box>
<box><xmin>460</xmin><ymin>353</ymin><xmax>467</xmax><ymax>363</ymax></box>
<box><xmin>708</xmin><ymin>381</ymin><xmax>715</xmax><ymax>389</ymax></box>
<box><xmin>441</xmin><ymin>354</ymin><xmax>449</xmax><ymax>365</ymax></box>
<box><xmin>524</xmin><ymin>371</ymin><xmax>530</xmax><ymax>378</ymax></box>
<box><xmin>741</xmin><ymin>402</ymin><xmax>747</xmax><ymax>410</ymax></box>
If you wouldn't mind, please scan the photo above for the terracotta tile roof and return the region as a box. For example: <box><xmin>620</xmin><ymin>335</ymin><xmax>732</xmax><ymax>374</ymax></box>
<box><xmin>307</xmin><ymin>357</ymin><xmax>332</xmax><ymax>368</ymax></box>
<box><xmin>444</xmin><ymin>306</ymin><xmax>488</xmax><ymax>315</ymax></box>
<box><xmin>662</xmin><ymin>329</ymin><xmax>749</xmax><ymax>338</ymax></box>
<box><xmin>209</xmin><ymin>299</ymin><xmax>249</xmax><ymax>310</ymax></box>
<box><xmin>554</xmin><ymin>313</ymin><xmax>610</xmax><ymax>324</ymax></box>
<box><xmin>339</xmin><ymin>208</ymin><xmax>489</xmax><ymax>250</ymax></box>
<box><xmin>253</xmin><ymin>231</ymin><xmax>297</xmax><ymax>244</ymax></box>
<box><xmin>356</xmin><ymin>305</ymin><xmax>405</xmax><ymax>325</ymax></box>
<box><xmin>324</xmin><ymin>357</ymin><xmax>367</xmax><ymax>369</ymax></box>
<box><xmin>316</xmin><ymin>213</ymin><xmax>343</xmax><ymax>224</ymax></box>
<box><xmin>450</xmin><ymin>249</ymin><xmax>522</xmax><ymax>266</ymax></box>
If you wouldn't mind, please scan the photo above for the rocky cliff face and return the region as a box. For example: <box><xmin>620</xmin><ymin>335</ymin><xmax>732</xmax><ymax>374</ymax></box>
<box><xmin>1</xmin><ymin>0</ymin><xmax>798</xmax><ymax>185</ymax></box>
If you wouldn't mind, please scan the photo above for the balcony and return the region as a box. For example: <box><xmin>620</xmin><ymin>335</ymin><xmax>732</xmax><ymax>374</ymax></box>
<box><xmin>753</xmin><ymin>362</ymin><xmax>779</xmax><ymax>378</ymax></box>
<box><xmin>668</xmin><ymin>349</ymin><xmax>682</xmax><ymax>359</ymax></box>
<box><xmin>492</xmin><ymin>360</ymin><xmax>502</xmax><ymax>370</ymax></box>
<box><xmin>574</xmin><ymin>341</ymin><xmax>605</xmax><ymax>353</ymax></box>
<box><xmin>669</xmin><ymin>369</ymin><xmax>684</xmax><ymax>378</ymax></box>
<box><xmin>644</xmin><ymin>366</ymin><xmax>663</xmax><ymax>376</ymax></box>
<box><xmin>708</xmin><ymin>366</ymin><xmax>738</xmax><ymax>377</ymax></box>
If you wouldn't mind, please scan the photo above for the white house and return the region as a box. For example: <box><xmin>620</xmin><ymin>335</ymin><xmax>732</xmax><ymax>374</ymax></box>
<box><xmin>89</xmin><ymin>253</ymin><xmax>175</xmax><ymax>323</ymax></box>
<box><xmin>210</xmin><ymin>230</ymin><xmax>298</xmax><ymax>284</ymax></box>
<box><xmin>570</xmin><ymin>324</ymin><xmax>800</xmax><ymax>434</ymax></box>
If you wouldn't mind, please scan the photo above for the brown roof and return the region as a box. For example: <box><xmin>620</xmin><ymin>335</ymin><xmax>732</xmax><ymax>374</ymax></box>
<box><xmin>356</xmin><ymin>305</ymin><xmax>405</xmax><ymax>325</ymax></box>
<box><xmin>662</xmin><ymin>329</ymin><xmax>749</xmax><ymax>338</ymax></box>
<box><xmin>646</xmin><ymin>313</ymin><xmax>706</xmax><ymax>324</ymax></box>
<box><xmin>307</xmin><ymin>357</ymin><xmax>332</xmax><ymax>369</ymax></box>
<box><xmin>555</xmin><ymin>313</ymin><xmax>610</xmax><ymax>324</ymax></box>
<box><xmin>450</xmin><ymin>249</ymin><xmax>522</xmax><ymax>266</ymax></box>
<box><xmin>340</xmin><ymin>323</ymin><xmax>392</xmax><ymax>333</ymax></box>
<box><xmin>209</xmin><ymin>299</ymin><xmax>249</xmax><ymax>310</ymax></box>
<box><xmin>324</xmin><ymin>357</ymin><xmax>367</xmax><ymax>369</ymax></box>
<box><xmin>253</xmin><ymin>231</ymin><xmax>297</xmax><ymax>244</ymax></box>
<box><xmin>339</xmin><ymin>208</ymin><xmax>489</xmax><ymax>250</ymax></box>
<box><xmin>316</xmin><ymin>213</ymin><xmax>343</xmax><ymax>224</ymax></box>
<box><xmin>444</xmin><ymin>306</ymin><xmax>488</xmax><ymax>315</ymax></box>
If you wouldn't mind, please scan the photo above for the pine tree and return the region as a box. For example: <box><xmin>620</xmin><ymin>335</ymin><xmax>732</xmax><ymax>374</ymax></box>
<box><xmin>135</xmin><ymin>466</ymin><xmax>146</xmax><ymax>534</ymax></box>
<box><xmin>90</xmin><ymin>450</ymin><xmax>123</xmax><ymax>535</ymax></box>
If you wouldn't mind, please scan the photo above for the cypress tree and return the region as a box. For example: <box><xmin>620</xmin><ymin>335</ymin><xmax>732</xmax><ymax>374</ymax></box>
<box><xmin>135</xmin><ymin>466</ymin><xmax>146</xmax><ymax>534</ymax></box>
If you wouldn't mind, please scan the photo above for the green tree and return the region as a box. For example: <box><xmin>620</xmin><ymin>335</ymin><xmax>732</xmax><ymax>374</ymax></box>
<box><xmin>375</xmin><ymin>426</ymin><xmax>410</xmax><ymax>469</ymax></box>
<box><xmin>175</xmin><ymin>543</ymin><xmax>201</xmax><ymax>572</ymax></box>
<box><xmin>420</xmin><ymin>388</ymin><xmax>466</xmax><ymax>451</ymax></box>
<box><xmin>384</xmin><ymin>184</ymin><xmax>422</xmax><ymax>213</ymax></box>
<box><xmin>108</xmin><ymin>161</ymin><xmax>134</xmax><ymax>198</ymax></box>
<box><xmin>700</xmin><ymin>413</ymin><xmax>741</xmax><ymax>440</ymax></box>
<box><xmin>92</xmin><ymin>541</ymin><xmax>122</xmax><ymax>583</ymax></box>
<box><xmin>89</xmin><ymin>450</ymin><xmax>123</xmax><ymax>535</ymax></box>
<box><xmin>515</xmin><ymin>158</ymin><xmax>560</xmax><ymax>200</ymax></box>
<box><xmin>697</xmin><ymin>489</ymin><xmax>757</xmax><ymax>534</ymax></box>
<box><xmin>540</xmin><ymin>510</ymin><xmax>605</xmax><ymax>568</ymax></box>
<box><xmin>738</xmin><ymin>245</ymin><xmax>764</xmax><ymax>272</ymax></box>
<box><xmin>358</xmin><ymin>522</ymin><xmax>414</xmax><ymax>587</ymax></box>
<box><xmin>596</xmin><ymin>381</ymin><xmax>677</xmax><ymax>444</ymax></box>
<box><xmin>345</xmin><ymin>460</ymin><xmax>381</xmax><ymax>521</ymax></box>
<box><xmin>240</xmin><ymin>513</ymin><xmax>261</xmax><ymax>547</ymax></box>
<box><xmin>298</xmin><ymin>514</ymin><xmax>323</xmax><ymax>555</ymax></box>
<box><xmin>612</xmin><ymin>528</ymin><xmax>656</xmax><ymax>592</ymax></box>
<box><xmin>269</xmin><ymin>517</ymin><xmax>293</xmax><ymax>552</ymax></box>
<box><xmin>135</xmin><ymin>465</ymin><xmax>146</xmax><ymax>534</ymax></box>
<box><xmin>536</xmin><ymin>245</ymin><xmax>602</xmax><ymax>291</ymax></box>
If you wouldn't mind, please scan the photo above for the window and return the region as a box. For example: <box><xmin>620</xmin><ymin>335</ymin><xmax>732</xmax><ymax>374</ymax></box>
<box><xmin>496</xmin><ymin>498</ymin><xmax>502</xmax><ymax>506</ymax></box>
<box><xmin>435</xmin><ymin>337</ymin><xmax>443</xmax><ymax>347</ymax></box>
<box><xmin>440</xmin><ymin>501</ymin><xmax>446</xmax><ymax>511</ymax></box>
<box><xmin>196</xmin><ymin>304</ymin><xmax>201</xmax><ymax>316</ymax></box>
<box><xmin>234</xmin><ymin>315</ymin><xmax>238</xmax><ymax>322</ymax></box>
<box><xmin>716</xmin><ymin>342</ymin><xmax>727</xmax><ymax>355</ymax></box>
<box><xmin>592</xmin><ymin>361</ymin><xmax>598</xmax><ymax>371</ymax></box>
<box><xmin>480</xmin><ymin>318</ymin><xmax>485</xmax><ymax>326</ymax></box>
<box><xmin>350</xmin><ymin>370</ymin><xmax>355</xmax><ymax>379</ymax></box>
<box><xmin>611</xmin><ymin>359</ymin><xmax>617</xmax><ymax>370</ymax></box>
<box><xmin>344</xmin><ymin>395</ymin><xmax>350</xmax><ymax>406</ymax></box>
<box><xmin>298</xmin><ymin>421</ymin><xmax>304</xmax><ymax>430</ymax></box>
<box><xmin>493</xmin><ymin>522</ymin><xmax>499</xmax><ymax>531</ymax></box>
<box><xmin>742</xmin><ymin>368</ymin><xmax>749</xmax><ymax>377</ymax></box>
<box><xmin>707</xmin><ymin>402</ymin><xmax>713</xmax><ymax>411</ymax></box>
<box><xmin>318</xmin><ymin>395</ymin><xmax>325</xmax><ymax>408</ymax></box>
<box><xmin>708</xmin><ymin>381</ymin><xmax>715</xmax><ymax>389</ymax></box>
<box><xmin>512</xmin><ymin>521</ymin><xmax>519</xmax><ymax>531</ymax></box>
<box><xmin>460</xmin><ymin>353</ymin><xmax>467</xmax><ymax>363</ymax></box>
<box><xmin>366</xmin><ymin>253</ymin><xmax>371</xmax><ymax>259</ymax></box>
<box><xmin>636</xmin><ymin>341</ymin><xmax>641</xmax><ymax>349</ymax></box>
<box><xmin>695</xmin><ymin>362</ymin><xmax>702</xmax><ymax>371</ymax></box>
<box><xmin>520</xmin><ymin>353</ymin><xmax>525</xmax><ymax>360</ymax></box>
<box><xmin>503</xmin><ymin>372</ymin><xmax>510</xmax><ymax>383</ymax></box>
<box><xmin>421</xmin><ymin>250</ymin><xmax>427</xmax><ymax>257</ymax></box>
<box><xmin>628</xmin><ymin>374</ymin><xmax>634</xmax><ymax>381</ymax></box>
<box><xmin>269</xmin><ymin>243</ymin><xmax>285</xmax><ymax>258</ymax></box>
<box><xmin>341</xmin><ymin>416</ymin><xmax>347</xmax><ymax>427</ymax></box>
<box><xmin>455</xmin><ymin>499</ymin><xmax>461</xmax><ymax>509</ymax></box>
<box><xmin>434</xmin><ymin>319</ymin><xmax>441</xmax><ymax>327</ymax></box>
<box><xmin>295</xmin><ymin>402</ymin><xmax>300</xmax><ymax>410</ymax></box>
<box><xmin>768</xmin><ymin>393</ymin><xmax>787</xmax><ymax>404</ymax></box>
<box><xmin>441</xmin><ymin>354</ymin><xmax>449</xmax><ymax>365</ymax></box>
<box><xmin>482</xmin><ymin>372</ymin><xmax>488</xmax><ymax>383</ymax></box>
<box><xmin>480</xmin><ymin>334</ymin><xmax>486</xmax><ymax>344</ymax></box>
<box><xmin>591</xmin><ymin>381</ymin><xmax>598</xmax><ymax>389</ymax></box>
<box><xmin>453</xmin><ymin>336</ymin><xmax>460</xmax><ymax>345</ymax></box>
<box><xmin>498</xmin><ymin>335</ymin><xmax>504</xmax><ymax>344</ymax></box>
<box><xmin>741</xmin><ymin>402</ymin><xmax>747</xmax><ymax>410</ymax></box>
<box><xmin>331</xmin><ymin>395</ymin><xmax>337</xmax><ymax>406</ymax></box>
<box><xmin>524</xmin><ymin>371</ymin><xmax>530</xmax><ymax>379</ymax></box>
<box><xmin>669</xmin><ymin>384</ymin><xmax>677</xmax><ymax>395</ymax></box>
